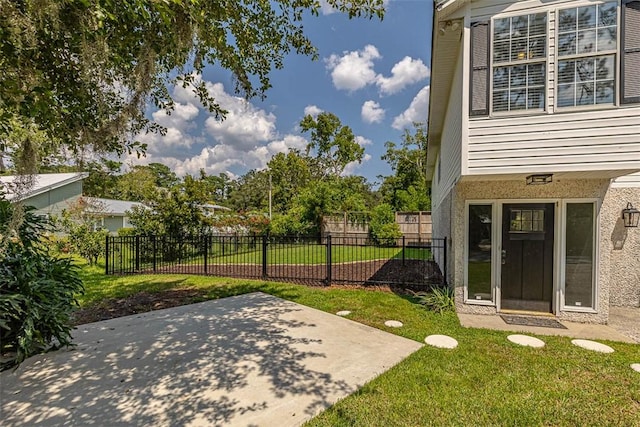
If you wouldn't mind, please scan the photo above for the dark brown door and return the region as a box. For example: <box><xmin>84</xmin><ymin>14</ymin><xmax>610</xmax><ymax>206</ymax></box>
<box><xmin>501</xmin><ymin>203</ymin><xmax>554</xmax><ymax>312</ymax></box>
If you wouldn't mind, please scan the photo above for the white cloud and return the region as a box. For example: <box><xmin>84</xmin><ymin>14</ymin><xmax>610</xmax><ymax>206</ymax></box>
<box><xmin>376</xmin><ymin>57</ymin><xmax>430</xmax><ymax>95</ymax></box>
<box><xmin>267</xmin><ymin>134</ymin><xmax>308</xmax><ymax>153</ymax></box>
<box><xmin>392</xmin><ymin>85</ymin><xmax>430</xmax><ymax>130</ymax></box>
<box><xmin>355</xmin><ymin>135</ymin><xmax>372</xmax><ymax>146</ymax></box>
<box><xmin>303</xmin><ymin>105</ymin><xmax>323</xmax><ymax>117</ymax></box>
<box><xmin>342</xmin><ymin>153</ymin><xmax>372</xmax><ymax>176</ymax></box>
<box><xmin>325</xmin><ymin>45</ymin><xmax>381</xmax><ymax>91</ymax></box>
<box><xmin>203</xmin><ymin>82</ymin><xmax>277</xmax><ymax>149</ymax></box>
<box><xmin>361</xmin><ymin>100</ymin><xmax>385</xmax><ymax>124</ymax></box>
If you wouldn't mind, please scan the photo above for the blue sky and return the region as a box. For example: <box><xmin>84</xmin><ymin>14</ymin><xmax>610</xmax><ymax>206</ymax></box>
<box><xmin>129</xmin><ymin>1</ymin><xmax>434</xmax><ymax>186</ymax></box>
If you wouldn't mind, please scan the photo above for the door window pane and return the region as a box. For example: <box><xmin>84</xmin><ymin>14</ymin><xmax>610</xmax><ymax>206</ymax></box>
<box><xmin>564</xmin><ymin>203</ymin><xmax>594</xmax><ymax>308</ymax></box>
<box><xmin>468</xmin><ymin>205</ymin><xmax>493</xmax><ymax>302</ymax></box>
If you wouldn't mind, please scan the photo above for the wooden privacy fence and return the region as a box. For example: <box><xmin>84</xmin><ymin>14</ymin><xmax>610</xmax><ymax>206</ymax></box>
<box><xmin>105</xmin><ymin>234</ymin><xmax>447</xmax><ymax>289</ymax></box>
<box><xmin>322</xmin><ymin>211</ymin><xmax>432</xmax><ymax>245</ymax></box>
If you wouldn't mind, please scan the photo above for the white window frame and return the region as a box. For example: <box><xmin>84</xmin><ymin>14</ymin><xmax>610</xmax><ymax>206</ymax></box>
<box><xmin>464</xmin><ymin>201</ymin><xmax>498</xmax><ymax>306</ymax></box>
<box><xmin>560</xmin><ymin>199</ymin><xmax>599</xmax><ymax>313</ymax></box>
<box><xmin>489</xmin><ymin>11</ymin><xmax>550</xmax><ymax>115</ymax></box>
<box><xmin>555</xmin><ymin>1</ymin><xmax>620</xmax><ymax>110</ymax></box>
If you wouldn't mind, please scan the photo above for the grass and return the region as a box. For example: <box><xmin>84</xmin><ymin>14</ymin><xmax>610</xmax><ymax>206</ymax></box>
<box><xmin>77</xmin><ymin>262</ymin><xmax>640</xmax><ymax>426</ymax></box>
<box><xmin>109</xmin><ymin>243</ymin><xmax>432</xmax><ymax>270</ymax></box>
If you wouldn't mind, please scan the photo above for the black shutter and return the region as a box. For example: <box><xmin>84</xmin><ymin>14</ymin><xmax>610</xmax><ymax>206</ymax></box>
<box><xmin>470</xmin><ymin>21</ymin><xmax>490</xmax><ymax>116</ymax></box>
<box><xmin>622</xmin><ymin>0</ymin><xmax>640</xmax><ymax>104</ymax></box>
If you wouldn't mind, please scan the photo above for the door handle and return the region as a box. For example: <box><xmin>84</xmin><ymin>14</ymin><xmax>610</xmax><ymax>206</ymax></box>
<box><xmin>501</xmin><ymin>249</ymin><xmax>507</xmax><ymax>265</ymax></box>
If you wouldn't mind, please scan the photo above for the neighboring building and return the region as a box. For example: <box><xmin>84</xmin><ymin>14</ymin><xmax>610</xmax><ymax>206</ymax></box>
<box><xmin>0</xmin><ymin>173</ymin><xmax>144</xmax><ymax>233</ymax></box>
<box><xmin>0</xmin><ymin>173</ymin><xmax>88</xmax><ymax>217</ymax></box>
<box><xmin>428</xmin><ymin>0</ymin><xmax>640</xmax><ymax>323</ymax></box>
<box><xmin>82</xmin><ymin>197</ymin><xmax>146</xmax><ymax>233</ymax></box>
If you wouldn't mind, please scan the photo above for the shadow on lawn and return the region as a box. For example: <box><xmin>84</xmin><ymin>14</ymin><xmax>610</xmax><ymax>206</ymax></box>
<box><xmin>1</xmin><ymin>293</ymin><xmax>353</xmax><ymax>426</ymax></box>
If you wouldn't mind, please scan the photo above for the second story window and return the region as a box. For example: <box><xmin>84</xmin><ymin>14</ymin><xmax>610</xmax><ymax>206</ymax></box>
<box><xmin>492</xmin><ymin>13</ymin><xmax>547</xmax><ymax>112</ymax></box>
<box><xmin>557</xmin><ymin>2</ymin><xmax>618</xmax><ymax>107</ymax></box>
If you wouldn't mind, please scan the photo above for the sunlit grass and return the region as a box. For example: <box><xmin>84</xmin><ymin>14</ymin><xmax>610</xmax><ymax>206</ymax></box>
<box><xmin>77</xmin><ymin>263</ymin><xmax>640</xmax><ymax>426</ymax></box>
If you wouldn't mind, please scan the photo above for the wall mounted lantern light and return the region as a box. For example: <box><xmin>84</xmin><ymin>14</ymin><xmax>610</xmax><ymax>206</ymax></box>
<box><xmin>526</xmin><ymin>174</ymin><xmax>553</xmax><ymax>185</ymax></box>
<box><xmin>622</xmin><ymin>202</ymin><xmax>640</xmax><ymax>228</ymax></box>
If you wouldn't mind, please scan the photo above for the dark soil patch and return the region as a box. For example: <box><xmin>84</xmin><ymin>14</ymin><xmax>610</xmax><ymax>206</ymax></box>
<box><xmin>74</xmin><ymin>259</ymin><xmax>443</xmax><ymax>325</ymax></box>
<box><xmin>71</xmin><ymin>289</ymin><xmax>207</xmax><ymax>326</ymax></box>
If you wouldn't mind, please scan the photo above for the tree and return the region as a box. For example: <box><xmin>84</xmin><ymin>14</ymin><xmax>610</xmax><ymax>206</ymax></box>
<box><xmin>82</xmin><ymin>158</ymin><xmax>123</xmax><ymax>199</ymax></box>
<box><xmin>198</xmin><ymin>170</ymin><xmax>233</xmax><ymax>204</ymax></box>
<box><xmin>59</xmin><ymin>197</ymin><xmax>109</xmax><ymax>265</ymax></box>
<box><xmin>300</xmin><ymin>112</ymin><xmax>365</xmax><ymax>177</ymax></box>
<box><xmin>226</xmin><ymin>170</ymin><xmax>270</xmax><ymax>212</ymax></box>
<box><xmin>379</xmin><ymin>122</ymin><xmax>430</xmax><ymax>211</ymax></box>
<box><xmin>1</xmin><ymin>1</ymin><xmax>385</xmax><ymax>165</ymax></box>
<box><xmin>267</xmin><ymin>150</ymin><xmax>312</xmax><ymax>213</ymax></box>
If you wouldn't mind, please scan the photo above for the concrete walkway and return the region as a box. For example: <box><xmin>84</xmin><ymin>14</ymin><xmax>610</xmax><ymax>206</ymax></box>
<box><xmin>458</xmin><ymin>312</ymin><xmax>637</xmax><ymax>343</ymax></box>
<box><xmin>1</xmin><ymin>292</ymin><xmax>422</xmax><ymax>426</ymax></box>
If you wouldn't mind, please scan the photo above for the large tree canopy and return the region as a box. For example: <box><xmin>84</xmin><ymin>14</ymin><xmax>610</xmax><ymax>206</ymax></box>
<box><xmin>0</xmin><ymin>0</ymin><xmax>384</xmax><ymax>168</ymax></box>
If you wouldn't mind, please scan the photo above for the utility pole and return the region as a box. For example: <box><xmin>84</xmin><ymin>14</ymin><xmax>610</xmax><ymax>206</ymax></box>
<box><xmin>268</xmin><ymin>172</ymin><xmax>272</xmax><ymax>220</ymax></box>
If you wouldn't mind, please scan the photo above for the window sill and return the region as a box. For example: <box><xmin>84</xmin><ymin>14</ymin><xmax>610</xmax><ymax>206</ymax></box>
<box><xmin>560</xmin><ymin>306</ymin><xmax>597</xmax><ymax>314</ymax></box>
<box><xmin>463</xmin><ymin>298</ymin><xmax>495</xmax><ymax>306</ymax></box>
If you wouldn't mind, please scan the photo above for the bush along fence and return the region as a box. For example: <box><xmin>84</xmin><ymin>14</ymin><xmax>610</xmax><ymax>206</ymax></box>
<box><xmin>105</xmin><ymin>234</ymin><xmax>447</xmax><ymax>288</ymax></box>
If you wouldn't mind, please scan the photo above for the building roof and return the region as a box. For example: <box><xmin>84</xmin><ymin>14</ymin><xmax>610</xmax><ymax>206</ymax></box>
<box><xmin>85</xmin><ymin>197</ymin><xmax>146</xmax><ymax>216</ymax></box>
<box><xmin>0</xmin><ymin>173</ymin><xmax>88</xmax><ymax>201</ymax></box>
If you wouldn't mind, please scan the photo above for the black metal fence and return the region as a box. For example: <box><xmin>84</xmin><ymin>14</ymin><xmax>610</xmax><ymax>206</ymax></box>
<box><xmin>105</xmin><ymin>234</ymin><xmax>447</xmax><ymax>288</ymax></box>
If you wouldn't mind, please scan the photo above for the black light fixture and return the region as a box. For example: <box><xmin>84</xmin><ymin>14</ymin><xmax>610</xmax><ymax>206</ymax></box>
<box><xmin>526</xmin><ymin>174</ymin><xmax>553</xmax><ymax>185</ymax></box>
<box><xmin>622</xmin><ymin>202</ymin><xmax>640</xmax><ymax>228</ymax></box>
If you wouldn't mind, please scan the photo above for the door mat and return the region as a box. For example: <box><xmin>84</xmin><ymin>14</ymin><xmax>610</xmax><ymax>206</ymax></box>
<box><xmin>500</xmin><ymin>315</ymin><xmax>567</xmax><ymax>329</ymax></box>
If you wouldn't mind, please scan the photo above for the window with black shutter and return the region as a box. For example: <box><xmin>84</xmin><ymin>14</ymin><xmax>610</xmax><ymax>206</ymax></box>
<box><xmin>470</xmin><ymin>22</ymin><xmax>490</xmax><ymax>116</ymax></box>
<box><xmin>622</xmin><ymin>0</ymin><xmax>640</xmax><ymax>104</ymax></box>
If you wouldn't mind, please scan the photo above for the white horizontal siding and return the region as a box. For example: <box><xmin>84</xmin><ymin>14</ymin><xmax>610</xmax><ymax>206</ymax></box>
<box><xmin>468</xmin><ymin>106</ymin><xmax>640</xmax><ymax>174</ymax></box>
<box><xmin>433</xmin><ymin>49</ymin><xmax>463</xmax><ymax>210</ymax></box>
<box><xmin>612</xmin><ymin>172</ymin><xmax>640</xmax><ymax>187</ymax></box>
<box><xmin>463</xmin><ymin>0</ymin><xmax>640</xmax><ymax>176</ymax></box>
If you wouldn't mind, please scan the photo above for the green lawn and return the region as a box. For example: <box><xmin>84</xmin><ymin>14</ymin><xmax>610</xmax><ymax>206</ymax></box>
<box><xmin>78</xmin><ymin>263</ymin><xmax>640</xmax><ymax>426</ymax></box>
<box><xmin>111</xmin><ymin>243</ymin><xmax>432</xmax><ymax>270</ymax></box>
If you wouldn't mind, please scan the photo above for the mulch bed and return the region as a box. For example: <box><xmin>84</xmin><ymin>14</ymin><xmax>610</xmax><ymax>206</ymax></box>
<box><xmin>73</xmin><ymin>259</ymin><xmax>443</xmax><ymax>326</ymax></box>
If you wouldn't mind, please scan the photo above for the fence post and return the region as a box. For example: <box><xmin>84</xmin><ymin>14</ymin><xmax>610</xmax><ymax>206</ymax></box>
<box><xmin>262</xmin><ymin>234</ymin><xmax>268</xmax><ymax>279</ymax></box>
<box><xmin>152</xmin><ymin>235</ymin><xmax>157</xmax><ymax>272</ymax></box>
<box><xmin>105</xmin><ymin>235</ymin><xmax>109</xmax><ymax>275</ymax></box>
<box><xmin>203</xmin><ymin>234</ymin><xmax>208</xmax><ymax>275</ymax></box>
<box><xmin>443</xmin><ymin>237</ymin><xmax>448</xmax><ymax>286</ymax></box>
<box><xmin>135</xmin><ymin>235</ymin><xmax>140</xmax><ymax>271</ymax></box>
<box><xmin>325</xmin><ymin>234</ymin><xmax>332</xmax><ymax>286</ymax></box>
<box><xmin>402</xmin><ymin>235</ymin><xmax>406</xmax><ymax>266</ymax></box>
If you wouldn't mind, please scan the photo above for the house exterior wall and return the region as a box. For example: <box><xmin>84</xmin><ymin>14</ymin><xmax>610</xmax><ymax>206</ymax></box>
<box><xmin>432</xmin><ymin>49</ymin><xmax>464</xmax><ymax>212</ymax></box>
<box><xmin>431</xmin><ymin>186</ymin><xmax>455</xmax><ymax>285</ymax></box>
<box><xmin>453</xmin><ymin>178</ymin><xmax>615</xmax><ymax>323</ymax></box>
<box><xmin>603</xmin><ymin>186</ymin><xmax>640</xmax><ymax>307</ymax></box>
<box><xmin>103</xmin><ymin>216</ymin><xmax>125</xmax><ymax>233</ymax></box>
<box><xmin>23</xmin><ymin>181</ymin><xmax>83</xmax><ymax>216</ymax></box>
<box><xmin>429</xmin><ymin>0</ymin><xmax>640</xmax><ymax>320</ymax></box>
<box><xmin>462</xmin><ymin>0</ymin><xmax>640</xmax><ymax>177</ymax></box>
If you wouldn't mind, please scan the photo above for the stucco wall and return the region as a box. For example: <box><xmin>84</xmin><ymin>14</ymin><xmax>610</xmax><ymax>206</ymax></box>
<box><xmin>431</xmin><ymin>188</ymin><xmax>454</xmax><ymax>285</ymax></box>
<box><xmin>453</xmin><ymin>178</ymin><xmax>614</xmax><ymax>323</ymax></box>
<box><xmin>604</xmin><ymin>187</ymin><xmax>640</xmax><ymax>308</ymax></box>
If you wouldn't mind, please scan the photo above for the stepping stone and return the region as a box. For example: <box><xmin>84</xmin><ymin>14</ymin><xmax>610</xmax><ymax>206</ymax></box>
<box><xmin>425</xmin><ymin>334</ymin><xmax>458</xmax><ymax>349</ymax></box>
<box><xmin>571</xmin><ymin>339</ymin><xmax>615</xmax><ymax>353</ymax></box>
<box><xmin>507</xmin><ymin>334</ymin><xmax>545</xmax><ymax>348</ymax></box>
<box><xmin>631</xmin><ymin>364</ymin><xmax>640</xmax><ymax>373</ymax></box>
<box><xmin>384</xmin><ymin>320</ymin><xmax>403</xmax><ymax>328</ymax></box>
<box><xmin>336</xmin><ymin>311</ymin><xmax>351</xmax><ymax>317</ymax></box>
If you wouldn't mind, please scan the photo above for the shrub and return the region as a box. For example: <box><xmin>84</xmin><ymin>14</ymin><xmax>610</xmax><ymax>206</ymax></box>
<box><xmin>0</xmin><ymin>199</ymin><xmax>83</xmax><ymax>370</ymax></box>
<box><xmin>414</xmin><ymin>286</ymin><xmax>455</xmax><ymax>314</ymax></box>
<box><xmin>369</xmin><ymin>203</ymin><xmax>401</xmax><ymax>246</ymax></box>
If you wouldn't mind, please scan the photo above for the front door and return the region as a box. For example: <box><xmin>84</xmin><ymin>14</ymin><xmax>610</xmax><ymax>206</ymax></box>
<box><xmin>501</xmin><ymin>203</ymin><xmax>554</xmax><ymax>313</ymax></box>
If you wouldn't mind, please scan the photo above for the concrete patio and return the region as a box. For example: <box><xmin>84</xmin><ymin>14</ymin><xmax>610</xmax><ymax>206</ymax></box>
<box><xmin>0</xmin><ymin>292</ymin><xmax>423</xmax><ymax>426</ymax></box>
<box><xmin>458</xmin><ymin>307</ymin><xmax>640</xmax><ymax>343</ymax></box>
